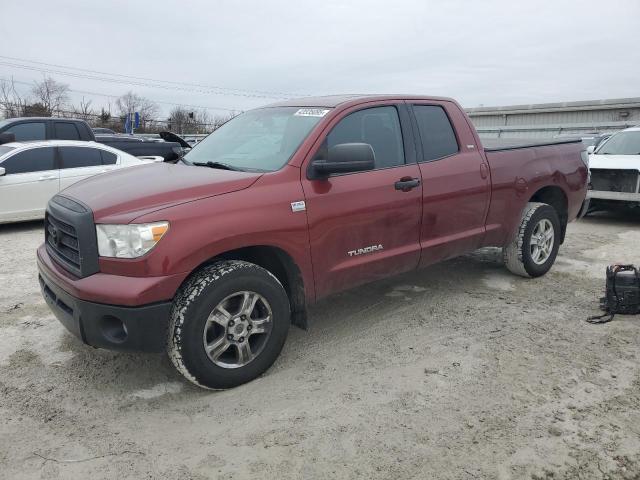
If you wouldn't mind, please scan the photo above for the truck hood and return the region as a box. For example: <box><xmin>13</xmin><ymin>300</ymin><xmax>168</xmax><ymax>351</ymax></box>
<box><xmin>590</xmin><ymin>154</ymin><xmax>640</xmax><ymax>171</ymax></box>
<box><xmin>61</xmin><ymin>162</ymin><xmax>262</xmax><ymax>223</ymax></box>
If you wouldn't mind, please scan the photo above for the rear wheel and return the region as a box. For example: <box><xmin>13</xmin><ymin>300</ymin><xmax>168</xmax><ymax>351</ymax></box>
<box><xmin>167</xmin><ymin>260</ymin><xmax>290</xmax><ymax>389</ymax></box>
<box><xmin>503</xmin><ymin>202</ymin><xmax>561</xmax><ymax>278</ymax></box>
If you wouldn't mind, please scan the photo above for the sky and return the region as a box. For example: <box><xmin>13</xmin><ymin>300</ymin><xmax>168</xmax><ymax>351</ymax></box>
<box><xmin>1</xmin><ymin>0</ymin><xmax>639</xmax><ymax>119</ymax></box>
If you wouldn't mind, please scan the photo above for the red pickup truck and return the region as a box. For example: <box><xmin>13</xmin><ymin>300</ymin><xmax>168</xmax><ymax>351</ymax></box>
<box><xmin>37</xmin><ymin>95</ymin><xmax>588</xmax><ymax>389</ymax></box>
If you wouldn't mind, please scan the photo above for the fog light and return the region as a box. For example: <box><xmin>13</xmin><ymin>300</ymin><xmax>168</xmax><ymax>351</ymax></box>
<box><xmin>100</xmin><ymin>315</ymin><xmax>128</xmax><ymax>343</ymax></box>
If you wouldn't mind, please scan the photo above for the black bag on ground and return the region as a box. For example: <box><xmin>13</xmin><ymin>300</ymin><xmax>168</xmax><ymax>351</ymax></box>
<box><xmin>587</xmin><ymin>265</ymin><xmax>640</xmax><ymax>324</ymax></box>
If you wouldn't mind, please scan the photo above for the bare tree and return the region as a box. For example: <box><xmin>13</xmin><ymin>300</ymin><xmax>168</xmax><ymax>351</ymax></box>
<box><xmin>194</xmin><ymin>109</ymin><xmax>215</xmax><ymax>133</ymax></box>
<box><xmin>212</xmin><ymin>111</ymin><xmax>239</xmax><ymax>130</ymax></box>
<box><xmin>31</xmin><ymin>76</ymin><xmax>70</xmax><ymax>116</ymax></box>
<box><xmin>115</xmin><ymin>91</ymin><xmax>159</xmax><ymax>131</ymax></box>
<box><xmin>167</xmin><ymin>106</ymin><xmax>190</xmax><ymax>134</ymax></box>
<box><xmin>0</xmin><ymin>77</ymin><xmax>28</xmax><ymax>119</ymax></box>
<box><xmin>72</xmin><ymin>96</ymin><xmax>95</xmax><ymax>122</ymax></box>
<box><xmin>167</xmin><ymin>107</ymin><xmax>221</xmax><ymax>134</ymax></box>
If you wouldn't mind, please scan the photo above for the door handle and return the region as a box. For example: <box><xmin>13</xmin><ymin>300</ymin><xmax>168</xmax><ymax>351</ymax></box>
<box><xmin>394</xmin><ymin>177</ymin><xmax>421</xmax><ymax>192</ymax></box>
<box><xmin>38</xmin><ymin>175</ymin><xmax>56</xmax><ymax>181</ymax></box>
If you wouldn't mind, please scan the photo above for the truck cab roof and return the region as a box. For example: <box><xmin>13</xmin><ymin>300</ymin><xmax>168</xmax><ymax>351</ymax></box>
<box><xmin>266</xmin><ymin>94</ymin><xmax>456</xmax><ymax>108</ymax></box>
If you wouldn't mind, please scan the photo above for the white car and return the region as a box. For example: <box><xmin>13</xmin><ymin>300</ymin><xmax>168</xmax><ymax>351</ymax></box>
<box><xmin>587</xmin><ymin>127</ymin><xmax>640</xmax><ymax>210</ymax></box>
<box><xmin>0</xmin><ymin>140</ymin><xmax>159</xmax><ymax>224</ymax></box>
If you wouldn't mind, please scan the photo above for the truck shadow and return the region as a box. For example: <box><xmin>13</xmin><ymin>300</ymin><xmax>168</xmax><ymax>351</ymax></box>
<box><xmin>301</xmin><ymin>248</ymin><xmax>504</xmax><ymax>339</ymax></box>
<box><xmin>277</xmin><ymin>247</ymin><xmax>509</xmax><ymax>376</ymax></box>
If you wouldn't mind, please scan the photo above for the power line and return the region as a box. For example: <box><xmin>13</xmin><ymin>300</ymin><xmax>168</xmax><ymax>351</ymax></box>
<box><xmin>0</xmin><ymin>55</ymin><xmax>307</xmax><ymax>99</ymax></box>
<box><xmin>1</xmin><ymin>76</ymin><xmax>242</xmax><ymax>113</ymax></box>
<box><xmin>0</xmin><ymin>54</ymin><xmax>302</xmax><ymax>98</ymax></box>
<box><xmin>0</xmin><ymin>60</ymin><xmax>282</xmax><ymax>100</ymax></box>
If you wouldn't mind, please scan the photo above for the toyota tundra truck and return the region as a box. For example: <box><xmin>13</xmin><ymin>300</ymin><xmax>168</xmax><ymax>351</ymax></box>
<box><xmin>37</xmin><ymin>95</ymin><xmax>589</xmax><ymax>389</ymax></box>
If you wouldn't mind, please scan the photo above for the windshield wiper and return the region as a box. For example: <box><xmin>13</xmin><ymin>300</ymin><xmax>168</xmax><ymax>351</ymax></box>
<box><xmin>191</xmin><ymin>161</ymin><xmax>242</xmax><ymax>171</ymax></box>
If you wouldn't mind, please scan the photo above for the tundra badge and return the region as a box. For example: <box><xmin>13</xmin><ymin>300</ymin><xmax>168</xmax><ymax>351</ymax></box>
<box><xmin>347</xmin><ymin>244</ymin><xmax>384</xmax><ymax>257</ymax></box>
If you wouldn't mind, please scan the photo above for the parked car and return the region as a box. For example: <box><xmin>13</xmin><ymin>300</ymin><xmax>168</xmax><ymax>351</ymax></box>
<box><xmin>0</xmin><ymin>117</ymin><xmax>187</xmax><ymax>161</ymax></box>
<box><xmin>586</xmin><ymin>127</ymin><xmax>640</xmax><ymax>211</ymax></box>
<box><xmin>0</xmin><ymin>140</ymin><xmax>160</xmax><ymax>224</ymax></box>
<box><xmin>37</xmin><ymin>94</ymin><xmax>588</xmax><ymax>389</ymax></box>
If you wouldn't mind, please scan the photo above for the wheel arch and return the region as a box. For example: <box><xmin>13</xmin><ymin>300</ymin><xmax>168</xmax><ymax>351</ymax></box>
<box><xmin>528</xmin><ymin>185</ymin><xmax>568</xmax><ymax>243</ymax></box>
<box><xmin>186</xmin><ymin>245</ymin><xmax>309</xmax><ymax>330</ymax></box>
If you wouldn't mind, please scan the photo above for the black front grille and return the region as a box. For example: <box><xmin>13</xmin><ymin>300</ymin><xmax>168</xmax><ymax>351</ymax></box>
<box><xmin>46</xmin><ymin>212</ymin><xmax>81</xmax><ymax>271</ymax></box>
<box><xmin>590</xmin><ymin>169</ymin><xmax>639</xmax><ymax>193</ymax></box>
<box><xmin>45</xmin><ymin>195</ymin><xmax>99</xmax><ymax>278</ymax></box>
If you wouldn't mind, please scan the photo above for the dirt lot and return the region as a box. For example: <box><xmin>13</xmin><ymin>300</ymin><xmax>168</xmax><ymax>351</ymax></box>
<box><xmin>1</xmin><ymin>212</ymin><xmax>639</xmax><ymax>480</ymax></box>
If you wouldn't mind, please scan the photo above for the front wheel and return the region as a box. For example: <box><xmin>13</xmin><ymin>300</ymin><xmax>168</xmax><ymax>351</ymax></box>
<box><xmin>503</xmin><ymin>202</ymin><xmax>561</xmax><ymax>278</ymax></box>
<box><xmin>167</xmin><ymin>260</ymin><xmax>290</xmax><ymax>389</ymax></box>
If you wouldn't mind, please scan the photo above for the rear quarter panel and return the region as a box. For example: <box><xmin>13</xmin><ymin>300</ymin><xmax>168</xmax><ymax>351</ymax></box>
<box><xmin>482</xmin><ymin>142</ymin><xmax>588</xmax><ymax>246</ymax></box>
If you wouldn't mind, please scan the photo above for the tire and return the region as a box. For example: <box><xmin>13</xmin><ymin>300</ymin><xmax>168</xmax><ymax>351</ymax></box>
<box><xmin>503</xmin><ymin>202</ymin><xmax>561</xmax><ymax>278</ymax></box>
<box><xmin>167</xmin><ymin>260</ymin><xmax>290</xmax><ymax>389</ymax></box>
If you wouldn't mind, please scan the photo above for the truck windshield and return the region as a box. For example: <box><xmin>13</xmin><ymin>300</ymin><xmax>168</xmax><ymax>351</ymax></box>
<box><xmin>596</xmin><ymin>131</ymin><xmax>640</xmax><ymax>155</ymax></box>
<box><xmin>183</xmin><ymin>107</ymin><xmax>328</xmax><ymax>172</ymax></box>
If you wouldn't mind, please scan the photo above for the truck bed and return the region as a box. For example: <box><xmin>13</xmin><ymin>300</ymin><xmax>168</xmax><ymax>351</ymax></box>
<box><xmin>482</xmin><ymin>138</ymin><xmax>583</xmax><ymax>151</ymax></box>
<box><xmin>481</xmin><ymin>138</ymin><xmax>587</xmax><ymax>247</ymax></box>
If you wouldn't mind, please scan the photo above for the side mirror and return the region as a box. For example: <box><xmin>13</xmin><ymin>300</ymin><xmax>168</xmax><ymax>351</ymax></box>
<box><xmin>310</xmin><ymin>143</ymin><xmax>375</xmax><ymax>178</ymax></box>
<box><xmin>0</xmin><ymin>167</ymin><xmax>5</xmax><ymax>176</ymax></box>
<box><xmin>0</xmin><ymin>133</ymin><xmax>15</xmax><ymax>145</ymax></box>
<box><xmin>586</xmin><ymin>145</ymin><xmax>596</xmax><ymax>155</ymax></box>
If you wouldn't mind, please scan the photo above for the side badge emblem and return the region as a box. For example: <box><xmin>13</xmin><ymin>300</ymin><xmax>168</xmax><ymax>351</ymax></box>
<box><xmin>291</xmin><ymin>201</ymin><xmax>306</xmax><ymax>212</ymax></box>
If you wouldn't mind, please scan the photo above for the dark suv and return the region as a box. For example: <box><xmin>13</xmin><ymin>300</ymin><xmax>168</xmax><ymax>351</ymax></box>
<box><xmin>0</xmin><ymin>117</ymin><xmax>186</xmax><ymax>161</ymax></box>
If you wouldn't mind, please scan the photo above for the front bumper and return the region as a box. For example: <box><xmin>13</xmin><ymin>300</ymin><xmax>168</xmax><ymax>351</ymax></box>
<box><xmin>38</xmin><ymin>256</ymin><xmax>172</xmax><ymax>353</ymax></box>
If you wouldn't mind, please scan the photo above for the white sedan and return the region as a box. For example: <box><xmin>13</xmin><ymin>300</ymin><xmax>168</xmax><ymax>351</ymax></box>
<box><xmin>0</xmin><ymin>140</ymin><xmax>160</xmax><ymax>224</ymax></box>
<box><xmin>586</xmin><ymin>127</ymin><xmax>640</xmax><ymax>210</ymax></box>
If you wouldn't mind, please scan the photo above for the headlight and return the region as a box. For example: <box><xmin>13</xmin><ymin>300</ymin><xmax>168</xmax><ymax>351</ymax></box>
<box><xmin>96</xmin><ymin>222</ymin><xmax>169</xmax><ymax>258</ymax></box>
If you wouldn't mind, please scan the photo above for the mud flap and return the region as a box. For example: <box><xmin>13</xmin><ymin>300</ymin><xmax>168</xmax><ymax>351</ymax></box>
<box><xmin>578</xmin><ymin>197</ymin><xmax>590</xmax><ymax>219</ymax></box>
<box><xmin>291</xmin><ymin>310</ymin><xmax>309</xmax><ymax>330</ymax></box>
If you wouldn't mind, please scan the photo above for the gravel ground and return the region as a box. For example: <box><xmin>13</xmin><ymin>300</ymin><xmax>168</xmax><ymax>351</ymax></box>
<box><xmin>1</xmin><ymin>212</ymin><xmax>639</xmax><ymax>480</ymax></box>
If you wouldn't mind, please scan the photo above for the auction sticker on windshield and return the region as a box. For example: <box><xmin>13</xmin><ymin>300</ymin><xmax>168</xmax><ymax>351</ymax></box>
<box><xmin>294</xmin><ymin>108</ymin><xmax>330</xmax><ymax>117</ymax></box>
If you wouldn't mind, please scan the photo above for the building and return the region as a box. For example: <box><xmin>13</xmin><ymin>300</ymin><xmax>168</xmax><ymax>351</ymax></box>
<box><xmin>466</xmin><ymin>97</ymin><xmax>640</xmax><ymax>139</ymax></box>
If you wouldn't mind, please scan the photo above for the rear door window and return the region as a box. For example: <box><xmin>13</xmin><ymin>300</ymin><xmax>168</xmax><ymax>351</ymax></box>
<box><xmin>327</xmin><ymin>106</ymin><xmax>405</xmax><ymax>169</ymax></box>
<box><xmin>54</xmin><ymin>122</ymin><xmax>81</xmax><ymax>140</ymax></box>
<box><xmin>1</xmin><ymin>147</ymin><xmax>55</xmax><ymax>174</ymax></box>
<box><xmin>412</xmin><ymin>105</ymin><xmax>459</xmax><ymax>161</ymax></box>
<box><xmin>100</xmin><ymin>150</ymin><xmax>117</xmax><ymax>165</ymax></box>
<box><xmin>5</xmin><ymin>122</ymin><xmax>46</xmax><ymax>141</ymax></box>
<box><xmin>59</xmin><ymin>146</ymin><xmax>103</xmax><ymax>168</ymax></box>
